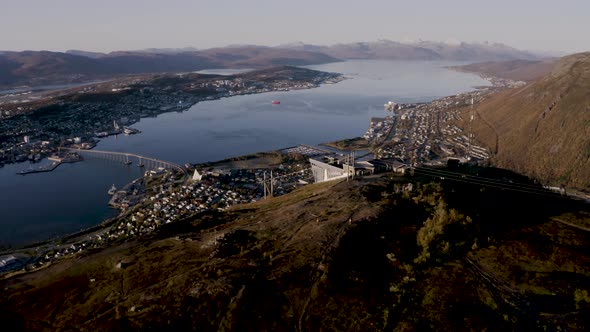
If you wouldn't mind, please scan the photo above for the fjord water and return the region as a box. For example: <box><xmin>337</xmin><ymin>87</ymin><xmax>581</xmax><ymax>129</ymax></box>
<box><xmin>0</xmin><ymin>60</ymin><xmax>490</xmax><ymax>247</ymax></box>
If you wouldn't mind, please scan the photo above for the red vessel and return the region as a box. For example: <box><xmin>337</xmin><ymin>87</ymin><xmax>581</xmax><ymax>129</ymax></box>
<box><xmin>271</xmin><ymin>100</ymin><xmax>281</xmax><ymax>105</ymax></box>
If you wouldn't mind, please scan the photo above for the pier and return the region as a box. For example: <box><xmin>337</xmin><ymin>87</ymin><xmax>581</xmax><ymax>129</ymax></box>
<box><xmin>17</xmin><ymin>153</ymin><xmax>83</xmax><ymax>175</ymax></box>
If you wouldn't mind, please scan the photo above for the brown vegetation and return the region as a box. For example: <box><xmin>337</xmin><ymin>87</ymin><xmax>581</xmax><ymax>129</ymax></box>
<box><xmin>464</xmin><ymin>52</ymin><xmax>590</xmax><ymax>192</ymax></box>
<box><xmin>322</xmin><ymin>137</ymin><xmax>370</xmax><ymax>151</ymax></box>
<box><xmin>451</xmin><ymin>59</ymin><xmax>557</xmax><ymax>82</ymax></box>
<box><xmin>1</xmin><ymin>168</ymin><xmax>589</xmax><ymax>331</ymax></box>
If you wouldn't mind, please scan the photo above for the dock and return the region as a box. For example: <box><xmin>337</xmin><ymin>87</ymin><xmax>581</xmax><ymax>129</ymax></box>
<box><xmin>17</xmin><ymin>153</ymin><xmax>82</xmax><ymax>175</ymax></box>
<box><xmin>18</xmin><ymin>162</ymin><xmax>61</xmax><ymax>175</ymax></box>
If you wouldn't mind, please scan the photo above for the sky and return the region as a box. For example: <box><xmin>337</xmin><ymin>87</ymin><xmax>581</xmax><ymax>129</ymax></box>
<box><xmin>1</xmin><ymin>0</ymin><xmax>588</xmax><ymax>54</ymax></box>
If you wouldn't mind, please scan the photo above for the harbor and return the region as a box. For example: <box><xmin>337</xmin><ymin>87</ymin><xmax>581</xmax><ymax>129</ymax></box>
<box><xmin>17</xmin><ymin>153</ymin><xmax>82</xmax><ymax>175</ymax></box>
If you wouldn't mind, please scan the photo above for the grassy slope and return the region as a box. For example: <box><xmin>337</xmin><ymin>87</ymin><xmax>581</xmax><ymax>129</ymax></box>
<box><xmin>1</xmin><ymin>171</ymin><xmax>589</xmax><ymax>331</ymax></box>
<box><xmin>468</xmin><ymin>53</ymin><xmax>590</xmax><ymax>192</ymax></box>
<box><xmin>452</xmin><ymin>59</ymin><xmax>557</xmax><ymax>82</ymax></box>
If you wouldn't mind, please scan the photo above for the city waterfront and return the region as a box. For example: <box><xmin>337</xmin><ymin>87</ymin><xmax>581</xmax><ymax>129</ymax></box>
<box><xmin>0</xmin><ymin>60</ymin><xmax>490</xmax><ymax>247</ymax></box>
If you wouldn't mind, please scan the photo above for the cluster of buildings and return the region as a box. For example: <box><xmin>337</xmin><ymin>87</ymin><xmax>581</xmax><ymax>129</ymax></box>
<box><xmin>310</xmin><ymin>155</ymin><xmax>407</xmax><ymax>183</ymax></box>
<box><xmin>0</xmin><ymin>139</ymin><xmax>55</xmax><ymax>166</ymax></box>
<box><xmin>11</xmin><ymin>153</ymin><xmax>314</xmax><ymax>272</ymax></box>
<box><xmin>363</xmin><ymin>117</ymin><xmax>395</xmax><ymax>143</ymax></box>
<box><xmin>364</xmin><ymin>80</ymin><xmax>517</xmax><ymax>166</ymax></box>
<box><xmin>103</xmin><ymin>179</ymin><xmax>255</xmax><ymax>243</ymax></box>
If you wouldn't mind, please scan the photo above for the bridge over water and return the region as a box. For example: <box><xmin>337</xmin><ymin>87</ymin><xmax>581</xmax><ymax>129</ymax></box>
<box><xmin>63</xmin><ymin>148</ymin><xmax>187</xmax><ymax>175</ymax></box>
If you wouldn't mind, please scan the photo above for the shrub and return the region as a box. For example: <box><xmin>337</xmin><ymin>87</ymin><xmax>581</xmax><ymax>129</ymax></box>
<box><xmin>415</xmin><ymin>200</ymin><xmax>472</xmax><ymax>263</ymax></box>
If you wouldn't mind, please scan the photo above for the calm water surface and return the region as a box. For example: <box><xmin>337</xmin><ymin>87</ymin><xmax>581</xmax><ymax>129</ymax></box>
<box><xmin>0</xmin><ymin>60</ymin><xmax>490</xmax><ymax>247</ymax></box>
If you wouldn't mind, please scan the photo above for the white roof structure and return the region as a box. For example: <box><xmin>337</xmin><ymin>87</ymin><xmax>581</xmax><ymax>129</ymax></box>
<box><xmin>192</xmin><ymin>169</ymin><xmax>203</xmax><ymax>182</ymax></box>
<box><xmin>309</xmin><ymin>158</ymin><xmax>348</xmax><ymax>183</ymax></box>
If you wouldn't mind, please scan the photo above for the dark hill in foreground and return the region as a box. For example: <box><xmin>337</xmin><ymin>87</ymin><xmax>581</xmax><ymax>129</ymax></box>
<box><xmin>2</xmin><ymin>170</ymin><xmax>589</xmax><ymax>331</ymax></box>
<box><xmin>465</xmin><ymin>52</ymin><xmax>590</xmax><ymax>192</ymax></box>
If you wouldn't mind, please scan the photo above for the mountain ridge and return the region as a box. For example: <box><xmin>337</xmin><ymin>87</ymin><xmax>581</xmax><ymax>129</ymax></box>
<box><xmin>278</xmin><ymin>39</ymin><xmax>542</xmax><ymax>61</ymax></box>
<box><xmin>1</xmin><ymin>40</ymin><xmax>545</xmax><ymax>88</ymax></box>
<box><xmin>466</xmin><ymin>52</ymin><xmax>590</xmax><ymax>192</ymax></box>
<box><xmin>0</xmin><ymin>46</ymin><xmax>339</xmax><ymax>88</ymax></box>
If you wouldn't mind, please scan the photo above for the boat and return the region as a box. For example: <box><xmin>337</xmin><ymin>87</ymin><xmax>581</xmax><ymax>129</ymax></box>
<box><xmin>123</xmin><ymin>126</ymin><xmax>141</xmax><ymax>135</ymax></box>
<box><xmin>108</xmin><ymin>184</ymin><xmax>117</xmax><ymax>195</ymax></box>
<box><xmin>384</xmin><ymin>101</ymin><xmax>398</xmax><ymax>111</ymax></box>
<box><xmin>271</xmin><ymin>100</ymin><xmax>281</xmax><ymax>105</ymax></box>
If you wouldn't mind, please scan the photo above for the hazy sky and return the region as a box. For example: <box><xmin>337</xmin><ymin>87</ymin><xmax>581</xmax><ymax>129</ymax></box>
<box><xmin>1</xmin><ymin>0</ymin><xmax>588</xmax><ymax>53</ymax></box>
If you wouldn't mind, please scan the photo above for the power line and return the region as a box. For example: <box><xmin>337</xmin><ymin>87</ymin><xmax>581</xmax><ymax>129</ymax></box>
<box><xmin>411</xmin><ymin>167</ymin><xmax>569</xmax><ymax>199</ymax></box>
<box><xmin>413</xmin><ymin>167</ymin><xmax>554</xmax><ymax>194</ymax></box>
<box><xmin>414</xmin><ymin>166</ymin><xmax>551</xmax><ymax>192</ymax></box>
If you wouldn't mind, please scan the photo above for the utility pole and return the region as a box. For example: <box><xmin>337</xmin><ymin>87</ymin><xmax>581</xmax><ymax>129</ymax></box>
<box><xmin>270</xmin><ymin>170</ymin><xmax>274</xmax><ymax>198</ymax></box>
<box><xmin>346</xmin><ymin>152</ymin><xmax>350</xmax><ymax>182</ymax></box>
<box><xmin>351</xmin><ymin>151</ymin><xmax>355</xmax><ymax>179</ymax></box>
<box><xmin>468</xmin><ymin>97</ymin><xmax>474</xmax><ymax>160</ymax></box>
<box><xmin>263</xmin><ymin>171</ymin><xmax>274</xmax><ymax>199</ymax></box>
<box><xmin>263</xmin><ymin>172</ymin><xmax>267</xmax><ymax>200</ymax></box>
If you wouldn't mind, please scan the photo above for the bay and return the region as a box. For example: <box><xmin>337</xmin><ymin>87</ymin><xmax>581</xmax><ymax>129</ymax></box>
<box><xmin>0</xmin><ymin>60</ymin><xmax>490</xmax><ymax>247</ymax></box>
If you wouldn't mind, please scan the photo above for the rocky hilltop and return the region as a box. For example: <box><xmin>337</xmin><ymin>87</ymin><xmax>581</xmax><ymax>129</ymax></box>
<box><xmin>467</xmin><ymin>52</ymin><xmax>590</xmax><ymax>192</ymax></box>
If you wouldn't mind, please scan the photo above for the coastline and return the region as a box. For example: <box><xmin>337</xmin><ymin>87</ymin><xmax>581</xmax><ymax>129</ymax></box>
<box><xmin>0</xmin><ymin>147</ymin><xmax>314</xmax><ymax>276</ymax></box>
<box><xmin>0</xmin><ymin>68</ymin><xmax>346</xmax><ymax>169</ymax></box>
<box><xmin>0</xmin><ymin>62</ymin><xmax>508</xmax><ymax>274</ymax></box>
<box><xmin>0</xmin><ymin>73</ymin><xmax>491</xmax><ymax>258</ymax></box>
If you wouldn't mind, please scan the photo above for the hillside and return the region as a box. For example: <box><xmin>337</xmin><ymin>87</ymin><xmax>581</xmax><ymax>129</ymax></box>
<box><xmin>2</xmin><ymin>171</ymin><xmax>589</xmax><ymax>331</ymax></box>
<box><xmin>466</xmin><ymin>52</ymin><xmax>590</xmax><ymax>192</ymax></box>
<box><xmin>451</xmin><ymin>59</ymin><xmax>558</xmax><ymax>82</ymax></box>
<box><xmin>0</xmin><ymin>46</ymin><xmax>339</xmax><ymax>88</ymax></box>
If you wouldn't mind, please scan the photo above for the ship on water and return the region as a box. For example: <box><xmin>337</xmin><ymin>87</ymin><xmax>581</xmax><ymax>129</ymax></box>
<box><xmin>384</xmin><ymin>101</ymin><xmax>398</xmax><ymax>111</ymax></box>
<box><xmin>108</xmin><ymin>184</ymin><xmax>117</xmax><ymax>195</ymax></box>
<box><xmin>123</xmin><ymin>126</ymin><xmax>141</xmax><ymax>135</ymax></box>
<box><xmin>271</xmin><ymin>100</ymin><xmax>281</xmax><ymax>105</ymax></box>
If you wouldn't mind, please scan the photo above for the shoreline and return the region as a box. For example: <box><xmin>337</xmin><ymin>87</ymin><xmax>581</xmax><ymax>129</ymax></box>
<box><xmin>0</xmin><ymin>65</ymin><xmax>537</xmax><ymax>271</ymax></box>
<box><xmin>0</xmin><ymin>72</ymin><xmax>346</xmax><ymax>170</ymax></box>
<box><xmin>0</xmin><ymin>72</ymin><xmax>499</xmax><ymax>254</ymax></box>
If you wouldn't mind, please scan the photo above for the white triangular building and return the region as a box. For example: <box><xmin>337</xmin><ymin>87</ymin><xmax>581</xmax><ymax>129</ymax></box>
<box><xmin>192</xmin><ymin>169</ymin><xmax>202</xmax><ymax>182</ymax></box>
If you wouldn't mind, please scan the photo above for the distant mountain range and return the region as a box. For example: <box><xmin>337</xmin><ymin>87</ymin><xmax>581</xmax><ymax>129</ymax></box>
<box><xmin>278</xmin><ymin>40</ymin><xmax>542</xmax><ymax>61</ymax></box>
<box><xmin>0</xmin><ymin>46</ymin><xmax>338</xmax><ymax>88</ymax></box>
<box><xmin>0</xmin><ymin>40</ymin><xmax>546</xmax><ymax>88</ymax></box>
